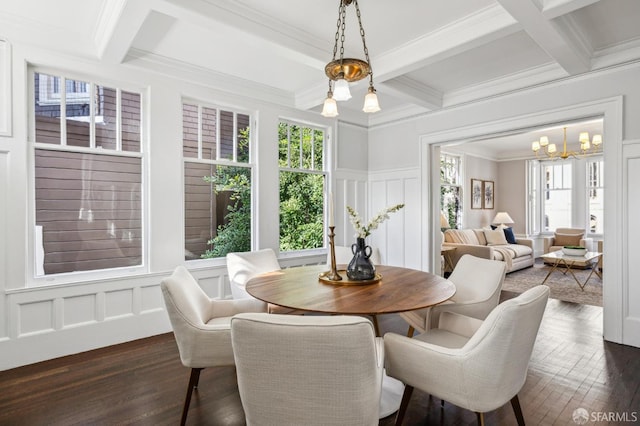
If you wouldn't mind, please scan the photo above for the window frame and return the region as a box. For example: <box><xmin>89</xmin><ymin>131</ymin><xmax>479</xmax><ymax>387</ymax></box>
<box><xmin>277</xmin><ymin>119</ymin><xmax>329</xmax><ymax>254</ymax></box>
<box><xmin>182</xmin><ymin>99</ymin><xmax>255</xmax><ymax>262</ymax></box>
<box><xmin>527</xmin><ymin>155</ymin><xmax>603</xmax><ymax>237</ymax></box>
<box><xmin>28</xmin><ymin>68</ymin><xmax>146</xmax><ymax>287</ymax></box>
<box><xmin>440</xmin><ymin>152</ymin><xmax>463</xmax><ymax>229</ymax></box>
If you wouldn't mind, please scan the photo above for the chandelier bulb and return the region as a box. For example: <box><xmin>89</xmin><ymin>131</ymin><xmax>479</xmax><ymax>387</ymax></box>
<box><xmin>332</xmin><ymin>77</ymin><xmax>352</xmax><ymax>101</ymax></box>
<box><xmin>321</xmin><ymin>92</ymin><xmax>339</xmax><ymax>118</ymax></box>
<box><xmin>363</xmin><ymin>86</ymin><xmax>381</xmax><ymax>113</ymax></box>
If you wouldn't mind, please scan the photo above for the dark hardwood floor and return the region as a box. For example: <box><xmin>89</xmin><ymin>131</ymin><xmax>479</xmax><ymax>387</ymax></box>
<box><xmin>1</xmin><ymin>292</ymin><xmax>638</xmax><ymax>425</ymax></box>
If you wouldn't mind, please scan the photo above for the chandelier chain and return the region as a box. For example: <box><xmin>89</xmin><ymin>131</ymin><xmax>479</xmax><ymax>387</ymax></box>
<box><xmin>339</xmin><ymin>3</ymin><xmax>347</xmax><ymax>64</ymax></box>
<box><xmin>331</xmin><ymin>1</ymin><xmax>342</xmax><ymax>62</ymax></box>
<box><xmin>354</xmin><ymin>0</ymin><xmax>371</xmax><ymax>76</ymax></box>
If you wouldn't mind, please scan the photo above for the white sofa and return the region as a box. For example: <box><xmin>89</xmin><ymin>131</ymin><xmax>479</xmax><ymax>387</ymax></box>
<box><xmin>443</xmin><ymin>228</ymin><xmax>534</xmax><ymax>273</ymax></box>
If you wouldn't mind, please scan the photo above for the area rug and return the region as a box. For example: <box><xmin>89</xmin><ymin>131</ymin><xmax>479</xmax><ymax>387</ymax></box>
<box><xmin>502</xmin><ymin>261</ymin><xmax>602</xmax><ymax>307</ymax></box>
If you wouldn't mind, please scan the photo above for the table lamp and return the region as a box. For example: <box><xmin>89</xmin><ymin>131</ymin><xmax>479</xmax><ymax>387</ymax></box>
<box><xmin>440</xmin><ymin>212</ymin><xmax>450</xmax><ymax>230</ymax></box>
<box><xmin>492</xmin><ymin>211</ymin><xmax>514</xmax><ymax>228</ymax></box>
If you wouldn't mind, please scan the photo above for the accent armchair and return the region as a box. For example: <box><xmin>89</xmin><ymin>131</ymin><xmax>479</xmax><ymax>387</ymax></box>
<box><xmin>161</xmin><ymin>266</ymin><xmax>267</xmax><ymax>425</ymax></box>
<box><xmin>385</xmin><ymin>285</ymin><xmax>550</xmax><ymax>425</ymax></box>
<box><xmin>231</xmin><ymin>313</ymin><xmax>384</xmax><ymax>426</ymax></box>
<box><xmin>400</xmin><ymin>254</ymin><xmax>507</xmax><ymax>336</ymax></box>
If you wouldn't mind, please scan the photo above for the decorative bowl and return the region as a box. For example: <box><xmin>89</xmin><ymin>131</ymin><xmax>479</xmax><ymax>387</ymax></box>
<box><xmin>562</xmin><ymin>246</ymin><xmax>587</xmax><ymax>256</ymax></box>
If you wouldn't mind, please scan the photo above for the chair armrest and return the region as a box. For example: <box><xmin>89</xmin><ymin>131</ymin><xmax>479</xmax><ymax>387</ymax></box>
<box><xmin>442</xmin><ymin>243</ymin><xmax>493</xmax><ymax>269</ymax></box>
<box><xmin>543</xmin><ymin>237</ymin><xmax>555</xmax><ymax>253</ymax></box>
<box><xmin>438</xmin><ymin>311</ymin><xmax>483</xmax><ymax>338</ymax></box>
<box><xmin>515</xmin><ymin>238</ymin><xmax>533</xmax><ymax>249</ymax></box>
<box><xmin>384</xmin><ymin>332</ymin><xmax>464</xmax><ymax>393</ymax></box>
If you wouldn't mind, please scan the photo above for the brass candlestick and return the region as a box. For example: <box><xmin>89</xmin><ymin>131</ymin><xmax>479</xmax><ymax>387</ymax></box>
<box><xmin>326</xmin><ymin>226</ymin><xmax>342</xmax><ymax>281</ymax></box>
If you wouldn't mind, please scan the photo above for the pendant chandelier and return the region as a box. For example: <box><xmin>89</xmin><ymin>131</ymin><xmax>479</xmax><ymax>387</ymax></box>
<box><xmin>532</xmin><ymin>127</ymin><xmax>602</xmax><ymax>160</ymax></box>
<box><xmin>321</xmin><ymin>0</ymin><xmax>380</xmax><ymax>118</ymax></box>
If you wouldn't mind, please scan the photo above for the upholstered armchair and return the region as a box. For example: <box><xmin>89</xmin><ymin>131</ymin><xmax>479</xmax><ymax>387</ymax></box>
<box><xmin>226</xmin><ymin>248</ymin><xmax>281</xmax><ymax>300</ymax></box>
<box><xmin>544</xmin><ymin>227</ymin><xmax>593</xmax><ymax>254</ymax></box>
<box><xmin>231</xmin><ymin>313</ymin><xmax>384</xmax><ymax>426</ymax></box>
<box><xmin>160</xmin><ymin>266</ymin><xmax>267</xmax><ymax>426</ymax></box>
<box><xmin>385</xmin><ymin>285</ymin><xmax>550</xmax><ymax>426</ymax></box>
<box><xmin>543</xmin><ymin>228</ymin><xmax>593</xmax><ymax>267</ymax></box>
<box><xmin>399</xmin><ymin>254</ymin><xmax>506</xmax><ymax>336</ymax></box>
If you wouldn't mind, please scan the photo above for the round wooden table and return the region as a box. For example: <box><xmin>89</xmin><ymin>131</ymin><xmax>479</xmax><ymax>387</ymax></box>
<box><xmin>246</xmin><ymin>263</ymin><xmax>456</xmax><ymax>419</ymax></box>
<box><xmin>246</xmin><ymin>264</ymin><xmax>456</xmax><ymax>316</ymax></box>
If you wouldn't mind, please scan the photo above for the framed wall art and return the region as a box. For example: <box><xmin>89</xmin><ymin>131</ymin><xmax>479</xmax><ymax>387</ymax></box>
<box><xmin>471</xmin><ymin>178</ymin><xmax>483</xmax><ymax>209</ymax></box>
<box><xmin>483</xmin><ymin>180</ymin><xmax>494</xmax><ymax>209</ymax></box>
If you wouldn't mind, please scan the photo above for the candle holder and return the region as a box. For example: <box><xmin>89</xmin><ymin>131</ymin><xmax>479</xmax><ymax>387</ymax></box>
<box><xmin>325</xmin><ymin>226</ymin><xmax>342</xmax><ymax>281</ymax></box>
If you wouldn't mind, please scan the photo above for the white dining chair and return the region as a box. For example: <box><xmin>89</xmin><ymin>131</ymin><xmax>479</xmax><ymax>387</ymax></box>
<box><xmin>385</xmin><ymin>285</ymin><xmax>549</xmax><ymax>425</ymax></box>
<box><xmin>231</xmin><ymin>313</ymin><xmax>384</xmax><ymax>426</ymax></box>
<box><xmin>400</xmin><ymin>254</ymin><xmax>506</xmax><ymax>336</ymax></box>
<box><xmin>160</xmin><ymin>266</ymin><xmax>267</xmax><ymax>425</ymax></box>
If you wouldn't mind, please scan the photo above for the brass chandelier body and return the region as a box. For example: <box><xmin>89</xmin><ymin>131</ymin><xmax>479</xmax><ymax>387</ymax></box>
<box><xmin>532</xmin><ymin>127</ymin><xmax>602</xmax><ymax>160</ymax></box>
<box><xmin>321</xmin><ymin>0</ymin><xmax>380</xmax><ymax>117</ymax></box>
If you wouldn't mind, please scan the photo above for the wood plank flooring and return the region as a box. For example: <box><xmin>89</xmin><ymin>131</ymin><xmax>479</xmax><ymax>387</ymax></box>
<box><xmin>1</xmin><ymin>292</ymin><xmax>638</xmax><ymax>425</ymax></box>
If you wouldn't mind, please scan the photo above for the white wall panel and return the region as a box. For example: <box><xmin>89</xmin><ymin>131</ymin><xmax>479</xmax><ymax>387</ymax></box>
<box><xmin>63</xmin><ymin>294</ymin><xmax>97</xmax><ymax>327</ymax></box>
<box><xmin>623</xmin><ymin>142</ymin><xmax>640</xmax><ymax>346</ymax></box>
<box><xmin>105</xmin><ymin>289</ymin><xmax>134</xmax><ymax>319</ymax></box>
<box><xmin>141</xmin><ymin>285</ymin><xmax>163</xmax><ymax>313</ymax></box>
<box><xmin>19</xmin><ymin>300</ymin><xmax>54</xmax><ymax>336</ymax></box>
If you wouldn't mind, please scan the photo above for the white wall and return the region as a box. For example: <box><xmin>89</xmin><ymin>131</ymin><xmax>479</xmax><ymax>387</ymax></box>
<box><xmin>0</xmin><ymin>40</ymin><xmax>367</xmax><ymax>370</ymax></box>
<box><xmin>368</xmin><ymin>62</ymin><xmax>640</xmax><ymax>348</ymax></box>
<box><xmin>497</xmin><ymin>160</ymin><xmax>527</xmax><ymax>235</ymax></box>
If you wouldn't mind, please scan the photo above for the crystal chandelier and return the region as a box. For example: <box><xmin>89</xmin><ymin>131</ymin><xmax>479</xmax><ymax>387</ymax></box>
<box><xmin>532</xmin><ymin>127</ymin><xmax>602</xmax><ymax>160</ymax></box>
<box><xmin>321</xmin><ymin>0</ymin><xmax>380</xmax><ymax>118</ymax></box>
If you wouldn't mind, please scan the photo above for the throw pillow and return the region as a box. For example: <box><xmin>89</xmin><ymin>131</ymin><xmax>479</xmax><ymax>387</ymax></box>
<box><xmin>554</xmin><ymin>232</ymin><xmax>582</xmax><ymax>246</ymax></box>
<box><xmin>484</xmin><ymin>229</ymin><xmax>508</xmax><ymax>245</ymax></box>
<box><xmin>503</xmin><ymin>227</ymin><xmax>517</xmax><ymax>244</ymax></box>
<box><xmin>491</xmin><ymin>225</ymin><xmax>517</xmax><ymax>244</ymax></box>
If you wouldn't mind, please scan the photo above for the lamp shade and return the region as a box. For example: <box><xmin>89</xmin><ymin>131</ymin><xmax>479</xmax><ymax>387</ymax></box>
<box><xmin>332</xmin><ymin>78</ymin><xmax>352</xmax><ymax>101</ymax></box>
<box><xmin>321</xmin><ymin>96</ymin><xmax>338</xmax><ymax>117</ymax></box>
<box><xmin>492</xmin><ymin>212</ymin><xmax>514</xmax><ymax>226</ymax></box>
<box><xmin>440</xmin><ymin>212</ymin><xmax>450</xmax><ymax>229</ymax></box>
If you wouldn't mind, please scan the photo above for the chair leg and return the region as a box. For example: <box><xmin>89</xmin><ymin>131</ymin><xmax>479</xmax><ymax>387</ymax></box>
<box><xmin>476</xmin><ymin>412</ymin><xmax>485</xmax><ymax>426</ymax></box>
<box><xmin>511</xmin><ymin>395</ymin><xmax>525</xmax><ymax>425</ymax></box>
<box><xmin>394</xmin><ymin>385</ymin><xmax>413</xmax><ymax>426</ymax></box>
<box><xmin>181</xmin><ymin>368</ymin><xmax>203</xmax><ymax>426</ymax></box>
<box><xmin>406</xmin><ymin>325</ymin><xmax>415</xmax><ymax>337</ymax></box>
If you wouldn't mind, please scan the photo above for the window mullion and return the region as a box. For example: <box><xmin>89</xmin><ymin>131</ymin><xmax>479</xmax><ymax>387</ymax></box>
<box><xmin>60</xmin><ymin>76</ymin><xmax>67</xmax><ymax>146</ymax></box>
<box><xmin>197</xmin><ymin>105</ymin><xmax>203</xmax><ymax>159</ymax></box>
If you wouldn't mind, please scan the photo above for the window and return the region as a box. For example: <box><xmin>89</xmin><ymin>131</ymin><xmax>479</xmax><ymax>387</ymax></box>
<box><xmin>440</xmin><ymin>153</ymin><xmax>462</xmax><ymax>228</ymax></box>
<box><xmin>528</xmin><ymin>157</ymin><xmax>604</xmax><ymax>235</ymax></box>
<box><xmin>33</xmin><ymin>72</ymin><xmax>142</xmax><ymax>276</ymax></box>
<box><xmin>278</xmin><ymin>121</ymin><xmax>326</xmax><ymax>251</ymax></box>
<box><xmin>182</xmin><ymin>102</ymin><xmax>252</xmax><ymax>259</ymax></box>
<box><xmin>542</xmin><ymin>162</ymin><xmax>572</xmax><ymax>231</ymax></box>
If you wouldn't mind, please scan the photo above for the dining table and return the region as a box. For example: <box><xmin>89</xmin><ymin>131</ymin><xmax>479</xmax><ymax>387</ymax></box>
<box><xmin>246</xmin><ymin>263</ymin><xmax>456</xmax><ymax>419</ymax></box>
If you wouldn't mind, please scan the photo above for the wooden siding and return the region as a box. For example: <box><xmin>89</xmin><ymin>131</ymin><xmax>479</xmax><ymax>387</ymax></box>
<box><xmin>35</xmin><ymin>150</ymin><xmax>142</xmax><ymax>275</ymax></box>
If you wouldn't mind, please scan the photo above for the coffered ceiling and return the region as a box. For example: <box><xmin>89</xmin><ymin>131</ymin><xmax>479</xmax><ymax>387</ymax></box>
<box><xmin>1</xmin><ymin>0</ymin><xmax>638</xmax><ymax>144</ymax></box>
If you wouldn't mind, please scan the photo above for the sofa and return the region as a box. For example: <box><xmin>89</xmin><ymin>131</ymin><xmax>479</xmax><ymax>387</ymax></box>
<box><xmin>443</xmin><ymin>228</ymin><xmax>534</xmax><ymax>273</ymax></box>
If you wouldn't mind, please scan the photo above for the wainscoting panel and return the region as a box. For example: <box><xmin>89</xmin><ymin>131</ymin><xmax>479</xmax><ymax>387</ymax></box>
<box><xmin>368</xmin><ymin>168</ymin><xmax>423</xmax><ymax>269</ymax></box>
<box><xmin>63</xmin><ymin>294</ymin><xmax>97</xmax><ymax>327</ymax></box>
<box><xmin>18</xmin><ymin>300</ymin><xmax>55</xmax><ymax>336</ymax></box>
<box><xmin>335</xmin><ymin>171</ymin><xmax>368</xmax><ymax>246</ymax></box>
<box><xmin>105</xmin><ymin>289</ymin><xmax>134</xmax><ymax>319</ymax></box>
<box><xmin>623</xmin><ymin>142</ymin><xmax>640</xmax><ymax>347</ymax></box>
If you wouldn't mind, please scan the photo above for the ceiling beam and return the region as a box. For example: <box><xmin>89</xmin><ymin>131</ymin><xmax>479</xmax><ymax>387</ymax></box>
<box><xmin>96</xmin><ymin>0</ymin><xmax>152</xmax><ymax>64</ymax></box>
<box><xmin>379</xmin><ymin>77</ymin><xmax>443</xmax><ymax>111</ymax></box>
<box><xmin>497</xmin><ymin>0</ymin><xmax>591</xmax><ymax>75</ymax></box>
<box><xmin>154</xmin><ymin>0</ymin><xmax>327</xmax><ymax>70</ymax></box>
<box><xmin>541</xmin><ymin>0</ymin><xmax>601</xmax><ymax>20</ymax></box>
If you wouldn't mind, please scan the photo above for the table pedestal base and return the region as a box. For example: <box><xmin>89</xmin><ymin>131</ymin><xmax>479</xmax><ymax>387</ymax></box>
<box><xmin>380</xmin><ymin>370</ymin><xmax>404</xmax><ymax>418</ymax></box>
